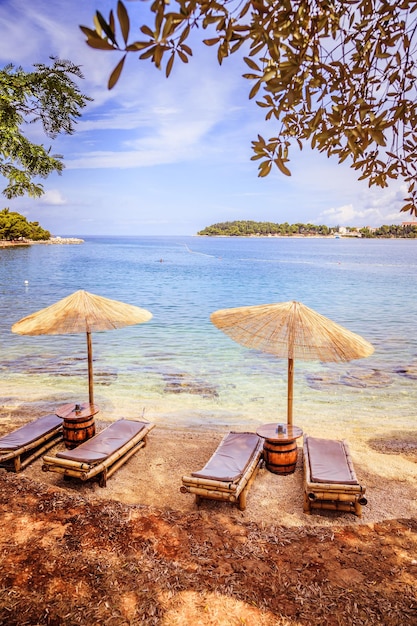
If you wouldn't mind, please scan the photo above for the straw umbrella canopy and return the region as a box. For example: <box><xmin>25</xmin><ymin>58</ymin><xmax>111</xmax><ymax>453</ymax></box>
<box><xmin>210</xmin><ymin>300</ymin><xmax>374</xmax><ymax>425</ymax></box>
<box><xmin>11</xmin><ymin>289</ymin><xmax>152</xmax><ymax>404</ymax></box>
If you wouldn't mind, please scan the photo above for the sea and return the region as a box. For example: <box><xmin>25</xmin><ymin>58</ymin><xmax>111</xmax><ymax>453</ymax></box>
<box><xmin>1</xmin><ymin>236</ymin><xmax>416</xmax><ymax>438</ymax></box>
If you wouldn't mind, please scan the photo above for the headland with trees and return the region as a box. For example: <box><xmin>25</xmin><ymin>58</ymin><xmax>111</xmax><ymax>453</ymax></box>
<box><xmin>197</xmin><ymin>221</ymin><xmax>417</xmax><ymax>238</ymax></box>
<box><xmin>0</xmin><ymin>208</ymin><xmax>50</xmax><ymax>242</ymax></box>
<box><xmin>0</xmin><ymin>208</ymin><xmax>83</xmax><ymax>245</ymax></box>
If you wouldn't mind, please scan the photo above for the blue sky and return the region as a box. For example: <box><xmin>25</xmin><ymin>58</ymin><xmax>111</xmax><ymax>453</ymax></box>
<box><xmin>0</xmin><ymin>0</ymin><xmax>411</xmax><ymax>236</ymax></box>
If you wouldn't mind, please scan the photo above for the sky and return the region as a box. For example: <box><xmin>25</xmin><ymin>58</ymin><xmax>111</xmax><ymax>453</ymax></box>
<box><xmin>0</xmin><ymin>0</ymin><xmax>412</xmax><ymax>236</ymax></box>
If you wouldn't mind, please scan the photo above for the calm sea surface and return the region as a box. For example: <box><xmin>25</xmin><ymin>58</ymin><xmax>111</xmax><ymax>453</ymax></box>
<box><xmin>1</xmin><ymin>236</ymin><xmax>416</xmax><ymax>436</ymax></box>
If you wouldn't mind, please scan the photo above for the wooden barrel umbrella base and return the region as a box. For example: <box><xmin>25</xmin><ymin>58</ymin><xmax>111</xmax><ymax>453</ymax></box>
<box><xmin>263</xmin><ymin>439</ymin><xmax>298</xmax><ymax>475</ymax></box>
<box><xmin>55</xmin><ymin>403</ymin><xmax>99</xmax><ymax>449</ymax></box>
<box><xmin>256</xmin><ymin>423</ymin><xmax>303</xmax><ymax>475</ymax></box>
<box><xmin>63</xmin><ymin>415</ymin><xmax>96</xmax><ymax>449</ymax></box>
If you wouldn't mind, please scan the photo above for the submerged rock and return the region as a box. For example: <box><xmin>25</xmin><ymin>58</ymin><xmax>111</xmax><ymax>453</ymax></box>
<box><xmin>163</xmin><ymin>372</ymin><xmax>219</xmax><ymax>398</ymax></box>
<box><xmin>305</xmin><ymin>372</ymin><xmax>341</xmax><ymax>390</ymax></box>
<box><xmin>306</xmin><ymin>368</ymin><xmax>392</xmax><ymax>389</ymax></box>
<box><xmin>341</xmin><ymin>369</ymin><xmax>393</xmax><ymax>388</ymax></box>
<box><xmin>394</xmin><ymin>362</ymin><xmax>417</xmax><ymax>380</ymax></box>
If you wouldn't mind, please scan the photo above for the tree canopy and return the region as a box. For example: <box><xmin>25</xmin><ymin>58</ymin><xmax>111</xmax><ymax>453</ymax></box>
<box><xmin>0</xmin><ymin>58</ymin><xmax>91</xmax><ymax>200</ymax></box>
<box><xmin>199</xmin><ymin>220</ymin><xmax>332</xmax><ymax>236</ymax></box>
<box><xmin>81</xmin><ymin>1</ymin><xmax>417</xmax><ymax>216</ymax></box>
<box><xmin>0</xmin><ymin>208</ymin><xmax>50</xmax><ymax>241</ymax></box>
<box><xmin>198</xmin><ymin>219</ymin><xmax>417</xmax><ymax>237</ymax></box>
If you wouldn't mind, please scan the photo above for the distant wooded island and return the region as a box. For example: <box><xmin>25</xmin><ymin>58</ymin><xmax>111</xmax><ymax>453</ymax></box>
<box><xmin>197</xmin><ymin>221</ymin><xmax>417</xmax><ymax>238</ymax></box>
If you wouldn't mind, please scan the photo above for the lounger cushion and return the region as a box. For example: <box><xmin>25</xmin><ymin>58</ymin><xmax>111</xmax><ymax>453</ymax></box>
<box><xmin>191</xmin><ymin>432</ymin><xmax>261</xmax><ymax>482</ymax></box>
<box><xmin>56</xmin><ymin>419</ymin><xmax>147</xmax><ymax>463</ymax></box>
<box><xmin>306</xmin><ymin>436</ymin><xmax>358</xmax><ymax>485</ymax></box>
<box><xmin>0</xmin><ymin>414</ymin><xmax>62</xmax><ymax>450</ymax></box>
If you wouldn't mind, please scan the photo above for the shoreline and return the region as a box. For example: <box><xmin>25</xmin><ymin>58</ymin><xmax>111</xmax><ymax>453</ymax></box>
<box><xmin>196</xmin><ymin>233</ymin><xmax>417</xmax><ymax>239</ymax></box>
<box><xmin>1</xmin><ymin>237</ymin><xmax>84</xmax><ymax>247</ymax></box>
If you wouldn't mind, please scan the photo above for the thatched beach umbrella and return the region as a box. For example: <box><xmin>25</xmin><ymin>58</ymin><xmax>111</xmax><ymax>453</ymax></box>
<box><xmin>210</xmin><ymin>300</ymin><xmax>374</xmax><ymax>425</ymax></box>
<box><xmin>12</xmin><ymin>290</ymin><xmax>152</xmax><ymax>404</ymax></box>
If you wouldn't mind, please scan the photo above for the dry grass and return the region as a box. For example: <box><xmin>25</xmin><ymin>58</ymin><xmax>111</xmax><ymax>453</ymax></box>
<box><xmin>0</xmin><ymin>471</ymin><xmax>416</xmax><ymax>625</ymax></box>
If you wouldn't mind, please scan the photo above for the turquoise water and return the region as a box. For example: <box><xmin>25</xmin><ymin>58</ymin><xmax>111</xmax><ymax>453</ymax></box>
<box><xmin>1</xmin><ymin>236</ymin><xmax>416</xmax><ymax>435</ymax></box>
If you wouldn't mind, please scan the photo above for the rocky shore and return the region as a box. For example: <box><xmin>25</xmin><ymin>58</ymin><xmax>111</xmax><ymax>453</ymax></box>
<box><xmin>37</xmin><ymin>236</ymin><xmax>84</xmax><ymax>244</ymax></box>
<box><xmin>1</xmin><ymin>236</ymin><xmax>84</xmax><ymax>246</ymax></box>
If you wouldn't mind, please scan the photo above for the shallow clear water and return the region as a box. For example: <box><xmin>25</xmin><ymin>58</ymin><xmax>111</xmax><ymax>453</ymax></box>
<box><xmin>1</xmin><ymin>236</ymin><xmax>416</xmax><ymax>436</ymax></box>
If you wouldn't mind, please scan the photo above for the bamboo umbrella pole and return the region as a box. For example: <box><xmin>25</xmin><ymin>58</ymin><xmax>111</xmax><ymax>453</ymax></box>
<box><xmin>210</xmin><ymin>300</ymin><xmax>374</xmax><ymax>427</ymax></box>
<box><xmin>287</xmin><ymin>357</ymin><xmax>294</xmax><ymax>425</ymax></box>
<box><xmin>287</xmin><ymin>304</ymin><xmax>296</xmax><ymax>426</ymax></box>
<box><xmin>11</xmin><ymin>290</ymin><xmax>152</xmax><ymax>406</ymax></box>
<box><xmin>87</xmin><ymin>331</ymin><xmax>94</xmax><ymax>404</ymax></box>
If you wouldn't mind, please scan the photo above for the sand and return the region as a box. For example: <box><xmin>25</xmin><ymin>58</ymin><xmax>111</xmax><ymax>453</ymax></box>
<box><xmin>9</xmin><ymin>415</ymin><xmax>416</xmax><ymax>528</ymax></box>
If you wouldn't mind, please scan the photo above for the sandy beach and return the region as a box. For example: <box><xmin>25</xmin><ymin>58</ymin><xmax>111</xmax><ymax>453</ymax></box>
<box><xmin>16</xmin><ymin>418</ymin><xmax>416</xmax><ymax>529</ymax></box>
<box><xmin>1</xmin><ymin>404</ymin><xmax>416</xmax><ymax>624</ymax></box>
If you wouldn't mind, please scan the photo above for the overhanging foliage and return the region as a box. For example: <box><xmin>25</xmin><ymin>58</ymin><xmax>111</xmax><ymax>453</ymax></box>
<box><xmin>81</xmin><ymin>0</ymin><xmax>417</xmax><ymax>215</ymax></box>
<box><xmin>0</xmin><ymin>58</ymin><xmax>91</xmax><ymax>199</ymax></box>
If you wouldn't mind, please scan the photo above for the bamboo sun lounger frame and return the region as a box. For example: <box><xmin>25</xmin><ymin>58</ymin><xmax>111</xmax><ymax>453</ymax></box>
<box><xmin>303</xmin><ymin>435</ymin><xmax>367</xmax><ymax>517</ymax></box>
<box><xmin>42</xmin><ymin>419</ymin><xmax>155</xmax><ymax>487</ymax></box>
<box><xmin>180</xmin><ymin>432</ymin><xmax>264</xmax><ymax>511</ymax></box>
<box><xmin>0</xmin><ymin>414</ymin><xmax>63</xmax><ymax>473</ymax></box>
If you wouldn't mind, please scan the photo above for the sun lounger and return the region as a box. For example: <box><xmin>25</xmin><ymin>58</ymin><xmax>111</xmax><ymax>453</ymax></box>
<box><xmin>0</xmin><ymin>414</ymin><xmax>63</xmax><ymax>472</ymax></box>
<box><xmin>42</xmin><ymin>419</ymin><xmax>155</xmax><ymax>487</ymax></box>
<box><xmin>303</xmin><ymin>436</ymin><xmax>367</xmax><ymax>517</ymax></box>
<box><xmin>180</xmin><ymin>432</ymin><xmax>264</xmax><ymax>511</ymax></box>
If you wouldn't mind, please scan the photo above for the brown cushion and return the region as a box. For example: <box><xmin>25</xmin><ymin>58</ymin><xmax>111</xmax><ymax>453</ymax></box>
<box><xmin>0</xmin><ymin>414</ymin><xmax>62</xmax><ymax>451</ymax></box>
<box><xmin>192</xmin><ymin>432</ymin><xmax>261</xmax><ymax>482</ymax></box>
<box><xmin>57</xmin><ymin>419</ymin><xmax>147</xmax><ymax>464</ymax></box>
<box><xmin>306</xmin><ymin>436</ymin><xmax>358</xmax><ymax>485</ymax></box>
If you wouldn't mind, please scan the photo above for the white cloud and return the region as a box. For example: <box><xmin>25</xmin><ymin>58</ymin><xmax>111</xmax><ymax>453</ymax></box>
<box><xmin>317</xmin><ymin>203</ymin><xmax>388</xmax><ymax>227</ymax></box>
<box><xmin>66</xmin><ymin>149</ymin><xmax>181</xmax><ymax>169</ymax></box>
<box><xmin>317</xmin><ymin>185</ymin><xmax>408</xmax><ymax>227</ymax></box>
<box><xmin>64</xmin><ymin>63</ymin><xmax>247</xmax><ymax>168</ymax></box>
<box><xmin>41</xmin><ymin>190</ymin><xmax>67</xmax><ymax>205</ymax></box>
